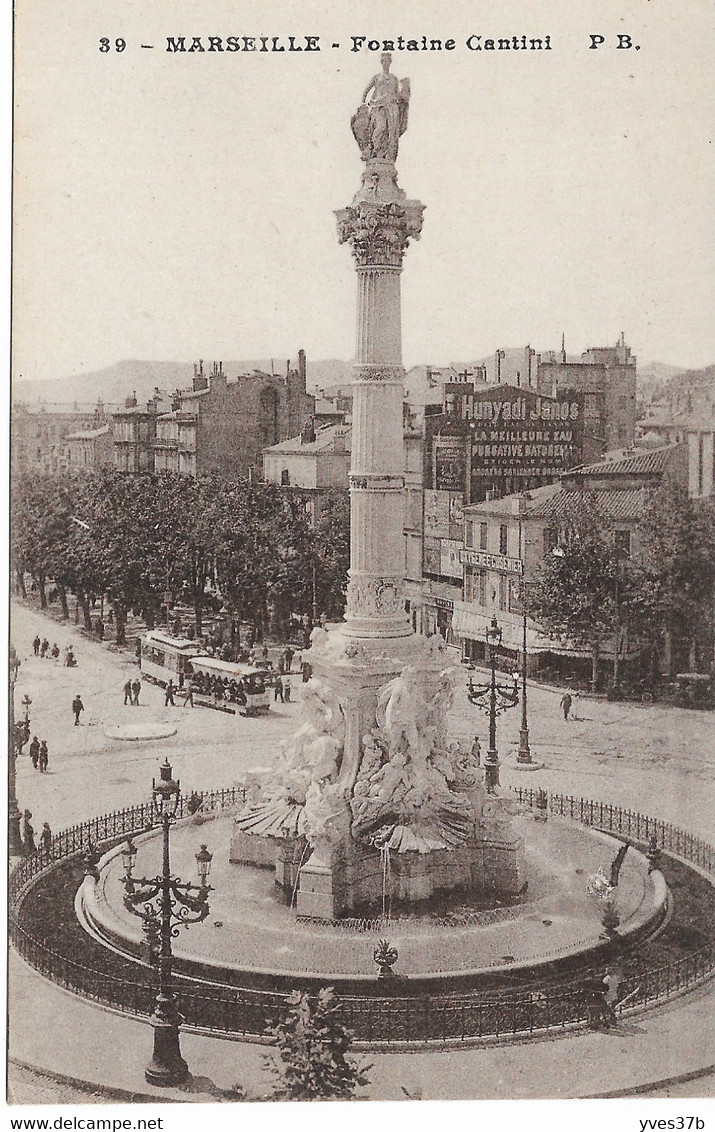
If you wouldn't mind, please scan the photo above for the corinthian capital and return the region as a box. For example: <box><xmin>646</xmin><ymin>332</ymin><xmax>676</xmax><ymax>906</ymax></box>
<box><xmin>336</xmin><ymin>200</ymin><xmax>424</xmax><ymax>268</ymax></box>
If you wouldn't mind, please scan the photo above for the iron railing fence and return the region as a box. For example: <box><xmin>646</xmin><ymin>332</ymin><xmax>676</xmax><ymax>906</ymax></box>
<box><xmin>512</xmin><ymin>789</ymin><xmax>715</xmax><ymax>874</ymax></box>
<box><xmin>9</xmin><ymin>788</ymin><xmax>715</xmax><ymax>1046</ymax></box>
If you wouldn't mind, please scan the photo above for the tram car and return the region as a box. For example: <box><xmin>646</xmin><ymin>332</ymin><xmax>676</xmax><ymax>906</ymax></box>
<box><xmin>188</xmin><ymin>656</ymin><xmax>271</xmax><ymax>716</ymax></box>
<box><xmin>140</xmin><ymin>631</ymin><xmax>205</xmax><ymax>687</ymax></box>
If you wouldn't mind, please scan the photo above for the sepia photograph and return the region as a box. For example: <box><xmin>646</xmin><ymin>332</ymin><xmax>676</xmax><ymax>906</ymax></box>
<box><xmin>7</xmin><ymin>0</ymin><xmax>715</xmax><ymax>1117</ymax></box>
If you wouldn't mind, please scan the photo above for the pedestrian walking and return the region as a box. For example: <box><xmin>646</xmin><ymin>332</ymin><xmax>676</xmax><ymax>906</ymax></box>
<box><xmin>165</xmin><ymin>679</ymin><xmax>176</xmax><ymax>707</ymax></box>
<box><xmin>262</xmin><ymin>644</ymin><xmax>269</xmax><ymax>661</ymax></box>
<box><xmin>284</xmin><ymin>678</ymin><xmax>292</xmax><ymax>703</ymax></box>
<box><xmin>131</xmin><ymin>679</ymin><xmax>141</xmax><ymax>706</ymax></box>
<box><xmin>72</xmin><ymin>694</ymin><xmax>84</xmax><ymax>725</ymax></box>
<box><xmin>40</xmin><ymin>822</ymin><xmax>52</xmax><ymax>855</ymax></box>
<box><xmin>183</xmin><ymin>681</ymin><xmax>196</xmax><ymax>708</ymax></box>
<box><xmin>39</xmin><ymin>740</ymin><xmax>49</xmax><ymax>773</ymax></box>
<box><xmin>40</xmin><ymin>638</ymin><xmax>49</xmax><ymax>658</ymax></box>
<box><xmin>21</xmin><ymin>810</ymin><xmax>35</xmax><ymax>854</ymax></box>
<box><xmin>560</xmin><ymin>692</ymin><xmax>573</xmax><ymax>721</ymax></box>
<box><xmin>277</xmin><ymin>654</ymin><xmax>285</xmax><ymax>676</ymax></box>
<box><xmin>470</xmin><ymin>735</ymin><xmax>481</xmax><ymax>767</ymax></box>
<box><xmin>32</xmin><ymin>635</ymin><xmax>41</xmax><ymax>656</ymax></box>
<box><xmin>123</xmin><ymin>679</ymin><xmax>133</xmax><ymax>705</ymax></box>
<box><xmin>284</xmin><ymin>646</ymin><xmax>294</xmax><ymax>673</ymax></box>
<box><xmin>51</xmin><ymin>642</ymin><xmax>60</xmax><ymax>661</ymax></box>
<box><xmin>29</xmin><ymin>735</ymin><xmax>40</xmax><ymax>768</ymax></box>
<box><xmin>274</xmin><ymin>675</ymin><xmax>284</xmax><ymax>703</ymax></box>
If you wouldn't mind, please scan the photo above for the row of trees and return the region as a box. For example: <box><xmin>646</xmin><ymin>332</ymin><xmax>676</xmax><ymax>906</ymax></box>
<box><xmin>531</xmin><ymin>481</ymin><xmax>715</xmax><ymax>689</ymax></box>
<box><xmin>11</xmin><ymin>469</ymin><xmax>350</xmax><ymax>644</ymax></box>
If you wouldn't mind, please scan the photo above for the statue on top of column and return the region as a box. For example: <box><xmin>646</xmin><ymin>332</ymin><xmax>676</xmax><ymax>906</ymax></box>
<box><xmin>352</xmin><ymin>53</ymin><xmax>410</xmax><ymax>164</ymax></box>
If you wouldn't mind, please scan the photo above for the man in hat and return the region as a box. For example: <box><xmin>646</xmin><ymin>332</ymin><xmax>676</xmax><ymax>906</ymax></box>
<box><xmin>72</xmin><ymin>694</ymin><xmax>84</xmax><ymax>725</ymax></box>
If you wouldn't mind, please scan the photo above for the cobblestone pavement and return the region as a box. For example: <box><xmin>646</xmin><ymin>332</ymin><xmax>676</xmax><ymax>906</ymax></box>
<box><xmin>11</xmin><ymin>600</ymin><xmax>714</xmax><ymax>839</ymax></box>
<box><xmin>8</xmin><ymin>598</ymin><xmax>715</xmax><ymax>1104</ymax></box>
<box><xmin>8</xmin><ymin>1065</ymin><xmax>115</xmax><ymax>1106</ymax></box>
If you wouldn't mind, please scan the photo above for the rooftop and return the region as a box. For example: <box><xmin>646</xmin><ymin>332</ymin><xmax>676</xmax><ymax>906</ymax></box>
<box><xmin>64</xmin><ymin>423</ymin><xmax>112</xmax><ymax>441</ymax></box>
<box><xmin>569</xmin><ymin>444</ymin><xmax>683</xmax><ymax>478</ymax></box>
<box><xmin>528</xmin><ymin>487</ymin><xmax>657</xmax><ymax>522</ymax></box>
<box><xmin>463</xmin><ymin>483</ymin><xmax>561</xmax><ymax>518</ymax></box>
<box><xmin>263</xmin><ymin>424</ymin><xmax>352</xmax><ymax>456</ymax></box>
<box><xmin>464</xmin><ymin>482</ymin><xmax>656</xmax><ymax>522</ymax></box>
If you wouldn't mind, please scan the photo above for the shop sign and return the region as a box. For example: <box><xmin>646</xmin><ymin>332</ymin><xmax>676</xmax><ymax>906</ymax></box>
<box><xmin>459</xmin><ymin>548</ymin><xmax>524</xmax><ymax>574</ymax></box>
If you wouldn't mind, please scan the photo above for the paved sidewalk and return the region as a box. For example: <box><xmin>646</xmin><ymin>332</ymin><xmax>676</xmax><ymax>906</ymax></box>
<box><xmin>9</xmin><ymin>950</ymin><xmax>715</xmax><ymax>1103</ymax></box>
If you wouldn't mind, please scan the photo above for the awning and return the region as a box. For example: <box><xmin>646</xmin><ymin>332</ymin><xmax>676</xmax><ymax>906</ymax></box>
<box><xmin>452</xmin><ymin>604</ymin><xmax>490</xmax><ymax>640</ymax></box>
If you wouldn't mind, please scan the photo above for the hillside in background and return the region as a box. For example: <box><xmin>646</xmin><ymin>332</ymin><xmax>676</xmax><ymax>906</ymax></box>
<box><xmin>12</xmin><ymin>356</ymin><xmax>355</xmax><ymax>410</ymax></box>
<box><xmin>12</xmin><ymin>353</ymin><xmax>712</xmax><ymax>414</ymax></box>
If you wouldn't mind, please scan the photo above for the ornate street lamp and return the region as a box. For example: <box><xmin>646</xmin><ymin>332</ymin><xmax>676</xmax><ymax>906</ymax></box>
<box><xmin>516</xmin><ymin>577</ymin><xmax>533</xmax><ymax>765</ymax></box>
<box><xmin>8</xmin><ymin>647</ymin><xmax>25</xmax><ymax>856</ymax></box>
<box><xmin>467</xmin><ymin>617</ymin><xmax>519</xmax><ymax>792</ymax></box>
<box><xmin>120</xmin><ymin>759</ymin><xmax>213</xmax><ymax>1086</ymax></box>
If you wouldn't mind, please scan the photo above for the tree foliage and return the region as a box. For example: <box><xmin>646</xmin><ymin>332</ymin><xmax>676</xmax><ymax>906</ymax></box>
<box><xmin>10</xmin><ymin>469</ymin><xmax>351</xmax><ymax>644</ymax></box>
<box><xmin>632</xmin><ymin>480</ymin><xmax>715</xmax><ymax>674</ymax></box>
<box><xmin>530</xmin><ymin>494</ymin><xmax>637</xmax><ymax>690</ymax></box>
<box><xmin>530</xmin><ymin>482</ymin><xmax>715</xmax><ymax>684</ymax></box>
<box><xmin>265</xmin><ymin>988</ymin><xmax>370</xmax><ymax>1101</ymax></box>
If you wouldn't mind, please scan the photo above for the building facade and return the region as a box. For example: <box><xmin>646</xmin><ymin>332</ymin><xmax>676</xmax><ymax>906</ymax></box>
<box><xmin>112</xmin><ymin>394</ymin><xmax>163</xmax><ymax>473</ymax></box>
<box><xmin>65</xmin><ymin>422</ymin><xmax>114</xmax><ymax>470</ymax></box>
<box><xmin>455</xmin><ymin>483</ymin><xmax>649</xmax><ymax>680</ymax></box>
<box><xmin>537</xmin><ymin>334</ymin><xmax>637</xmax><ymax>451</ymax></box>
<box><xmin>153</xmin><ymin>355</ymin><xmax>315</xmax><ymax>480</ymax></box>
<box><xmin>11</xmin><ymin>403</ymin><xmax>109</xmax><ymax>476</ymax></box>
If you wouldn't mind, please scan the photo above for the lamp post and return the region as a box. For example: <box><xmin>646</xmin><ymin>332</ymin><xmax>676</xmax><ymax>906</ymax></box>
<box><xmin>516</xmin><ymin>599</ymin><xmax>532</xmax><ymax>764</ymax></box>
<box><xmin>120</xmin><ymin>759</ymin><xmax>213</xmax><ymax>1086</ymax></box>
<box><xmin>467</xmin><ymin>617</ymin><xmax>519</xmax><ymax>792</ymax></box>
<box><xmin>8</xmin><ymin>647</ymin><xmax>26</xmax><ymax>856</ymax></box>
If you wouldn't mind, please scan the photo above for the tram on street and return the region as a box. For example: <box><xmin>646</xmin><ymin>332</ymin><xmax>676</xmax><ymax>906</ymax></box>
<box><xmin>188</xmin><ymin>656</ymin><xmax>272</xmax><ymax>716</ymax></box>
<box><xmin>140</xmin><ymin>631</ymin><xmax>205</xmax><ymax>687</ymax></box>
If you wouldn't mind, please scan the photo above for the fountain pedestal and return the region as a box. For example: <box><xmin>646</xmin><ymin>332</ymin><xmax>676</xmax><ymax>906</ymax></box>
<box><xmin>230</xmin><ymin>58</ymin><xmax>527</xmax><ymax>921</ymax></box>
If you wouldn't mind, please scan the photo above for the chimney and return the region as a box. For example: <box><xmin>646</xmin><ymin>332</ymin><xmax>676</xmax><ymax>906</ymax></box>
<box><xmin>298</xmin><ymin>348</ymin><xmax>307</xmax><ymax>388</ymax></box>
<box><xmin>193</xmin><ymin>359</ymin><xmax>208</xmax><ymax>392</ymax></box>
<box><xmin>124</xmin><ymin>391</ymin><xmax>137</xmax><ymax>409</ymax></box>
<box><xmin>210</xmin><ymin>361</ymin><xmax>226</xmax><ymax>389</ymax></box>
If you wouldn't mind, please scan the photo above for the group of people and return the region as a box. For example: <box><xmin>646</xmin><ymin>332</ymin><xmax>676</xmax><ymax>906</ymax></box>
<box><xmin>20</xmin><ymin>810</ymin><xmax>52</xmax><ymax>857</ymax></box>
<box><xmin>122</xmin><ymin>679</ymin><xmax>142</xmax><ymax>706</ymax></box>
<box><xmin>273</xmin><ymin>674</ymin><xmax>292</xmax><ymax>703</ymax></box>
<box><xmin>32</xmin><ymin>636</ymin><xmax>76</xmax><ymax>667</ymax></box>
<box><xmin>163</xmin><ymin>679</ymin><xmax>194</xmax><ymax>708</ymax></box>
<box><xmin>27</xmin><ymin>735</ymin><xmax>50</xmax><ymax>773</ymax></box>
<box><xmin>189</xmin><ymin>671</ymin><xmax>249</xmax><ymax>707</ymax></box>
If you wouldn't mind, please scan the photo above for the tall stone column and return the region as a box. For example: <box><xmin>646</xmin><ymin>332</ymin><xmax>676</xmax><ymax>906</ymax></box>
<box><xmin>336</xmin><ymin>162</ymin><xmax>424</xmax><ymax>641</ymax></box>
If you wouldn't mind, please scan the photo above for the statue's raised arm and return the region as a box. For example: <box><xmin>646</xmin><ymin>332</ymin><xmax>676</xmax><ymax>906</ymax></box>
<box><xmin>351</xmin><ymin>53</ymin><xmax>410</xmax><ymax>164</ymax></box>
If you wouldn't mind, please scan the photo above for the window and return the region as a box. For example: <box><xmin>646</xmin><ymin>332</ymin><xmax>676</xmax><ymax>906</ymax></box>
<box><xmin>480</xmin><ymin>522</ymin><xmax>488</xmax><ymax>550</ymax></box>
<box><xmin>498</xmin><ymin>574</ymin><xmax>508</xmax><ymax>611</ymax></box>
<box><xmin>465</xmin><ymin>566</ymin><xmax>475</xmax><ymax>602</ymax></box>
<box><xmin>478</xmin><ymin>569</ymin><xmax>487</xmax><ymax>606</ymax></box>
<box><xmin>281</xmin><ymin>468</ymin><xmax>290</xmax><ymax>486</ymax></box>
<box><xmin>466</xmin><ymin>567</ymin><xmax>487</xmax><ymax>606</ymax></box>
<box><xmin>544</xmin><ymin>527</ymin><xmax>558</xmax><ymax>557</ymax></box>
<box><xmin>465</xmin><ymin>522</ymin><xmax>474</xmax><ymax>549</ymax></box>
<box><xmin>508</xmin><ymin>578</ymin><xmax>522</xmax><ymax>613</ymax></box>
<box><xmin>615</xmin><ymin>529</ymin><xmax>631</xmax><ymax>557</ymax></box>
<box><xmin>499</xmin><ymin>524</ymin><xmax>508</xmax><ymax>556</ymax></box>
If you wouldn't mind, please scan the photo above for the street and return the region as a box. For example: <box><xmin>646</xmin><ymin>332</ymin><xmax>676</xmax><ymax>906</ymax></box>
<box><xmin>11</xmin><ymin>599</ymin><xmax>715</xmax><ymax>840</ymax></box>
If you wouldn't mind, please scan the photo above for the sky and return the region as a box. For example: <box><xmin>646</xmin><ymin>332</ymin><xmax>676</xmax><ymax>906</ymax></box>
<box><xmin>12</xmin><ymin>0</ymin><xmax>715</xmax><ymax>383</ymax></box>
